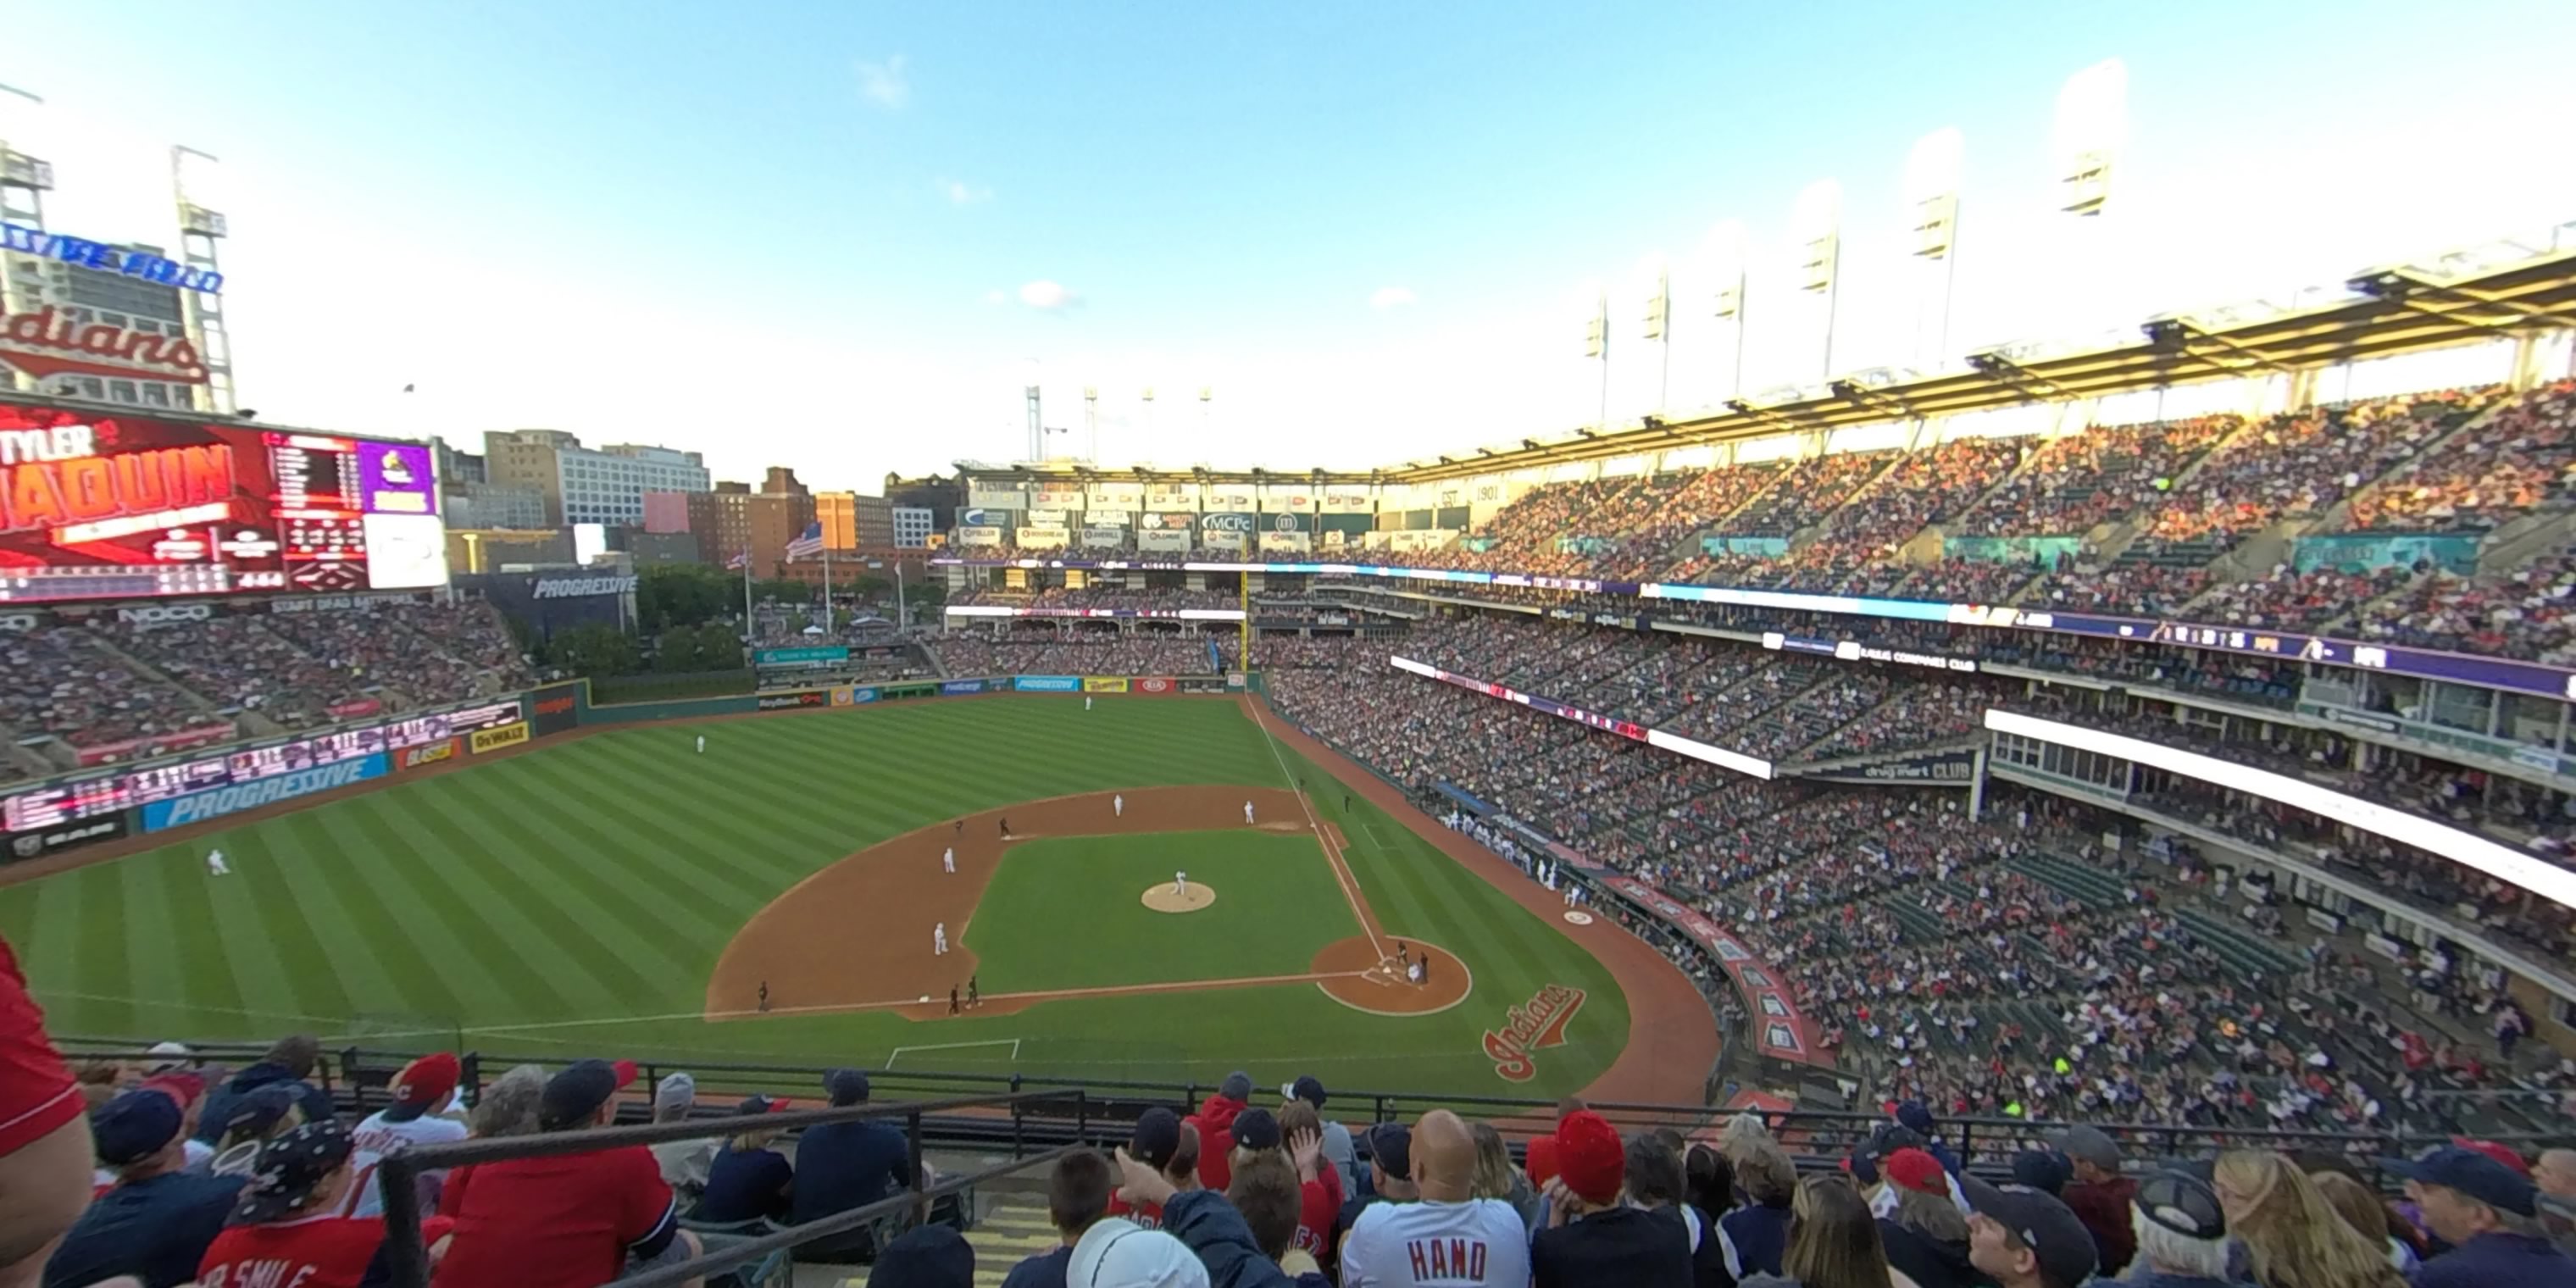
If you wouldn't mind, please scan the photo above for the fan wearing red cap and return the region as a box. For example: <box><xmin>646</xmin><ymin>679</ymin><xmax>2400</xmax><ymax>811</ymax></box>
<box><xmin>1530</xmin><ymin>1111</ymin><xmax>1692</xmax><ymax>1286</ymax></box>
<box><xmin>1876</xmin><ymin>1147</ymin><xmax>1981</xmax><ymax>1288</ymax></box>
<box><xmin>343</xmin><ymin>1053</ymin><xmax>469</xmax><ymax>1219</ymax></box>
<box><xmin>434</xmin><ymin>1058</ymin><xmax>699</xmax><ymax>1288</ymax></box>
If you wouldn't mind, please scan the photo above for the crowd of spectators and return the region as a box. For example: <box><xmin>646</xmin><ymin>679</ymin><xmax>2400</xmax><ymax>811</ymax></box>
<box><xmin>2143</xmin><ymin>391</ymin><xmax>2498</xmax><ymax>545</ymax></box>
<box><xmin>926</xmin><ymin>631</ymin><xmax>1222</xmax><ymax>678</ymax></box>
<box><xmin>2346</xmin><ymin>381</ymin><xmax>2576</xmax><ymax>533</ymax></box>
<box><xmin>0</xmin><ymin>625</ymin><xmax>211</xmax><ymax>752</ymax></box>
<box><xmin>952</xmin><ymin>586</ymin><xmax>1242</xmax><ymax>613</ymax></box>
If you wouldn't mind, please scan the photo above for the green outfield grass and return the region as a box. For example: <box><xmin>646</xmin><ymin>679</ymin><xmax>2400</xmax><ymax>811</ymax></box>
<box><xmin>967</xmin><ymin>831</ymin><xmax>1357</xmax><ymax>991</ymax></box>
<box><xmin>0</xmin><ymin>696</ymin><xmax>1636</xmax><ymax>1096</ymax></box>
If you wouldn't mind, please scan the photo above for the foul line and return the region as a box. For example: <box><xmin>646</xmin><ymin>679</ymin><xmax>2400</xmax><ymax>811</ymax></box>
<box><xmin>886</xmin><ymin>1038</ymin><xmax>1020</xmax><ymax>1069</ymax></box>
<box><xmin>1243</xmin><ymin>698</ymin><xmax>1385</xmax><ymax>959</ymax></box>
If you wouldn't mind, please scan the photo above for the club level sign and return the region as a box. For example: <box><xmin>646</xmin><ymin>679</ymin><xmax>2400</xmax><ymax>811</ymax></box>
<box><xmin>1483</xmin><ymin>984</ymin><xmax>1585</xmax><ymax>1082</ymax></box>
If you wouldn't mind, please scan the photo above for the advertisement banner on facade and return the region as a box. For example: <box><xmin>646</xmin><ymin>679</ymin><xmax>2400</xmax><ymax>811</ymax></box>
<box><xmin>1014</xmin><ymin>528</ymin><xmax>1069</xmax><ymax>551</ymax></box>
<box><xmin>756</xmin><ymin>691</ymin><xmax>828</xmax><ymax>711</ymax></box>
<box><xmin>469</xmin><ymin>721</ymin><xmax>532</xmax><ymax>754</ymax></box>
<box><xmin>958</xmin><ymin>508</ymin><xmax>1017</xmax><ymax>530</ymax></box>
<box><xmin>1085</xmin><ymin>509</ymin><xmax>1133</xmax><ymax>528</ymax></box>
<box><xmin>831</xmin><ymin>686</ymin><xmax>879</xmax><ymax>705</ymax></box>
<box><xmin>1081</xmin><ymin>677</ymin><xmax>1131</xmax><ymax>693</ymax></box>
<box><xmin>1257</xmin><ymin>530</ymin><xmax>1313</xmax><ymax>553</ymax></box>
<box><xmin>1139</xmin><ymin>529</ymin><xmax>1191</xmax><ymax>552</ymax></box>
<box><xmin>1029</xmin><ymin>486</ymin><xmax>1085</xmax><ymax>509</ymax></box>
<box><xmin>956</xmin><ymin>525</ymin><xmax>1003</xmax><ymax>547</ymax></box>
<box><xmin>395</xmin><ymin>737</ymin><xmax>464</xmax><ymax>771</ymax></box>
<box><xmin>1202</xmin><ymin>530</ymin><xmax>1247</xmax><ymax>552</ymax></box>
<box><xmin>1013</xmin><ymin>675</ymin><xmax>1081</xmax><ymax>692</ymax></box>
<box><xmin>754</xmin><ymin>646</ymin><xmax>850</xmax><ymax>669</ymax></box>
<box><xmin>142</xmin><ymin>753</ymin><xmax>390</xmax><ymax>832</ymax></box>
<box><xmin>1025</xmin><ymin>508</ymin><xmax>1070</xmax><ymax>528</ymax></box>
<box><xmin>1143</xmin><ymin>487</ymin><xmax>1199</xmax><ymax>513</ymax></box>
<box><xmin>1199</xmin><ymin>513</ymin><xmax>1255</xmax><ymax>536</ymax></box>
<box><xmin>1134</xmin><ymin>676</ymin><xmax>1176</xmax><ymax>694</ymax></box>
<box><xmin>1259</xmin><ymin>486</ymin><xmax>1315</xmax><ymax>513</ymax></box>
<box><xmin>1141</xmin><ymin>512</ymin><xmax>1195</xmax><ymax>531</ymax></box>
<box><xmin>6</xmin><ymin>813</ymin><xmax>127</xmax><ymax>863</ymax></box>
<box><xmin>1319</xmin><ymin>490</ymin><xmax>1374</xmax><ymax>514</ymax></box>
<box><xmin>1798</xmin><ymin>749</ymin><xmax>1979</xmax><ymax>785</ymax></box>
<box><xmin>1205</xmin><ymin>486</ymin><xmax>1257</xmax><ymax>512</ymax></box>
<box><xmin>967</xmin><ymin>486</ymin><xmax>1024</xmax><ymax>509</ymax></box>
<box><xmin>940</xmin><ymin>679</ymin><xmax>988</xmax><ymax>696</ymax></box>
<box><xmin>528</xmin><ymin>682</ymin><xmax>582</xmax><ymax>737</ymax></box>
<box><xmin>1086</xmin><ymin>482</ymin><xmax>1144</xmax><ymax>508</ymax></box>
<box><xmin>1081</xmin><ymin>527</ymin><xmax>1127</xmax><ymax>549</ymax></box>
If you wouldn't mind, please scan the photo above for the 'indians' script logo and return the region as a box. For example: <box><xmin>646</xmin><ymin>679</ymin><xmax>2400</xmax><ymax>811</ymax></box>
<box><xmin>1483</xmin><ymin>984</ymin><xmax>1586</xmax><ymax>1082</ymax></box>
<box><xmin>0</xmin><ymin>308</ymin><xmax>210</xmax><ymax>384</ymax></box>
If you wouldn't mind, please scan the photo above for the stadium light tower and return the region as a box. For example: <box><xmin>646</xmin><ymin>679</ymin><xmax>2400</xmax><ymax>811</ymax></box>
<box><xmin>2051</xmin><ymin>59</ymin><xmax>2129</xmax><ymax>336</ymax></box>
<box><xmin>1084</xmin><ymin>385</ymin><xmax>1099</xmax><ymax>463</ymax></box>
<box><xmin>1790</xmin><ymin>180</ymin><xmax>1844</xmax><ymax>381</ymax></box>
<box><xmin>1640</xmin><ymin>253</ymin><xmax>1672</xmax><ymax>414</ymax></box>
<box><xmin>170</xmin><ymin>145</ymin><xmax>236</xmax><ymax>414</ymax></box>
<box><xmin>1700</xmin><ymin>220</ymin><xmax>1749</xmax><ymax>403</ymax></box>
<box><xmin>1580</xmin><ymin>281</ymin><xmax>1608</xmax><ymax>428</ymax></box>
<box><xmin>1904</xmin><ymin>128</ymin><xmax>1965</xmax><ymax>371</ymax></box>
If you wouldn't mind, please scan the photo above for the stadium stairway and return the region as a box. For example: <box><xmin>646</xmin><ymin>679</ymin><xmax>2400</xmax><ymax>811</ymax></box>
<box><xmin>2003</xmin><ymin>852</ymin><xmax>2126</xmax><ymax>910</ymax></box>
<box><xmin>958</xmin><ymin>1192</ymin><xmax>1057</xmax><ymax>1288</ymax></box>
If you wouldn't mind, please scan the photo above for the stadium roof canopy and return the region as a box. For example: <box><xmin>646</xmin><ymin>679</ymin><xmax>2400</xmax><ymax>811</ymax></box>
<box><xmin>947</xmin><ymin>228</ymin><xmax>2576</xmax><ymax>489</ymax></box>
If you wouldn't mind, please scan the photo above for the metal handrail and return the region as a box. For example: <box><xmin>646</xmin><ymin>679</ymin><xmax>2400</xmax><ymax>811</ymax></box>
<box><xmin>375</xmin><ymin>1087</ymin><xmax>1088</xmax><ymax>1288</ymax></box>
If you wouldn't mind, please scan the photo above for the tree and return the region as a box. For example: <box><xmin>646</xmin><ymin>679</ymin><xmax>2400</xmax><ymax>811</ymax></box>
<box><xmin>654</xmin><ymin>627</ymin><xmax>706</xmax><ymax>673</ymax></box>
<box><xmin>693</xmin><ymin>622</ymin><xmax>745</xmax><ymax>671</ymax></box>
<box><xmin>547</xmin><ymin>623</ymin><xmax>641</xmax><ymax>677</ymax></box>
<box><xmin>752</xmin><ymin>577</ymin><xmax>810</xmax><ymax>606</ymax></box>
<box><xmin>637</xmin><ymin>564</ymin><xmax>732</xmax><ymax>630</ymax></box>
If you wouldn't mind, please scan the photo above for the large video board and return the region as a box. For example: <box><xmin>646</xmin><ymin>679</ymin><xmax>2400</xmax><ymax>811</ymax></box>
<box><xmin>0</xmin><ymin>399</ymin><xmax>448</xmax><ymax>602</ymax></box>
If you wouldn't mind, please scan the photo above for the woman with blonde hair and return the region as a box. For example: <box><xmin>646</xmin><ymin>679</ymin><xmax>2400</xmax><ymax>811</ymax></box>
<box><xmin>2212</xmin><ymin>1150</ymin><xmax>2407</xmax><ymax>1288</ymax></box>
<box><xmin>1738</xmin><ymin>1174</ymin><xmax>1919</xmax><ymax>1288</ymax></box>
<box><xmin>2307</xmin><ymin>1169</ymin><xmax>2420</xmax><ymax>1274</ymax></box>
<box><xmin>1468</xmin><ymin>1120</ymin><xmax>1541</xmax><ymax>1235</ymax></box>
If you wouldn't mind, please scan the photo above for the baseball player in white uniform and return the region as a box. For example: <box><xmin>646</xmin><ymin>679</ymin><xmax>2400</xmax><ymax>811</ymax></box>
<box><xmin>695</xmin><ymin>735</ymin><xmax>705</xmax><ymax>754</ymax></box>
<box><xmin>934</xmin><ymin>922</ymin><xmax>948</xmax><ymax>955</ymax></box>
<box><xmin>205</xmin><ymin>849</ymin><xmax>230</xmax><ymax>877</ymax></box>
<box><xmin>1244</xmin><ymin>799</ymin><xmax>1256</xmax><ymax>825</ymax></box>
<box><xmin>1174</xmin><ymin>871</ymin><xmax>1188</xmax><ymax>897</ymax></box>
<box><xmin>1114</xmin><ymin>793</ymin><xmax>1124</xmax><ymax>818</ymax></box>
<box><xmin>943</xmin><ymin>847</ymin><xmax>955</xmax><ymax>874</ymax></box>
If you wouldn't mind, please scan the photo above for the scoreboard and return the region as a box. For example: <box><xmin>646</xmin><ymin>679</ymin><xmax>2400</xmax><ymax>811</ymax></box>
<box><xmin>0</xmin><ymin>699</ymin><xmax>522</xmax><ymax>832</ymax></box>
<box><xmin>0</xmin><ymin>397</ymin><xmax>449</xmax><ymax>603</ymax></box>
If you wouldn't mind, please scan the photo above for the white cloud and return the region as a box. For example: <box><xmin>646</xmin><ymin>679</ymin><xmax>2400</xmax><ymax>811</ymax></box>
<box><xmin>1368</xmin><ymin>286</ymin><xmax>1418</xmax><ymax>310</ymax></box>
<box><xmin>1019</xmin><ymin>280</ymin><xmax>1079</xmax><ymax>312</ymax></box>
<box><xmin>856</xmin><ymin>55</ymin><xmax>910</xmax><ymax>109</ymax></box>
<box><xmin>936</xmin><ymin>176</ymin><xmax>991</xmax><ymax>205</ymax></box>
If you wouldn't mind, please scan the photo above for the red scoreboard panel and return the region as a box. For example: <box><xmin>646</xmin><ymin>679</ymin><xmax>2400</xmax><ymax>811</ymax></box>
<box><xmin>0</xmin><ymin>398</ymin><xmax>447</xmax><ymax>602</ymax></box>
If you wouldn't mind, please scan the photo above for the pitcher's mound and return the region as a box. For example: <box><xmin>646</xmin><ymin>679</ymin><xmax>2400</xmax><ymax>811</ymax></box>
<box><xmin>1142</xmin><ymin>882</ymin><xmax>1215</xmax><ymax>913</ymax></box>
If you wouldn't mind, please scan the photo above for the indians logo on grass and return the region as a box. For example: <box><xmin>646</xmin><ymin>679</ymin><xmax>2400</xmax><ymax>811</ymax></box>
<box><xmin>1482</xmin><ymin>984</ymin><xmax>1586</xmax><ymax>1082</ymax></box>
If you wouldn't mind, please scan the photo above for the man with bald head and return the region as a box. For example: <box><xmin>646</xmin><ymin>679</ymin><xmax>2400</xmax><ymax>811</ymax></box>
<box><xmin>1341</xmin><ymin>1110</ymin><xmax>1530</xmax><ymax>1287</ymax></box>
<box><xmin>2538</xmin><ymin>1148</ymin><xmax>2576</xmax><ymax>1259</ymax></box>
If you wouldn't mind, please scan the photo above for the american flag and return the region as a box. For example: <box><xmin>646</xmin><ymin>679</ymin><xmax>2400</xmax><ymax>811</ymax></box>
<box><xmin>784</xmin><ymin>521</ymin><xmax>825</xmax><ymax>561</ymax></box>
<box><xmin>726</xmin><ymin>551</ymin><xmax>750</xmax><ymax>570</ymax></box>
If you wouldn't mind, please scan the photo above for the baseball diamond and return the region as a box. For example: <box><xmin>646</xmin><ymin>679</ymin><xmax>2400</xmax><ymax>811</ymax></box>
<box><xmin>0</xmin><ymin>693</ymin><xmax>1716</xmax><ymax>1100</ymax></box>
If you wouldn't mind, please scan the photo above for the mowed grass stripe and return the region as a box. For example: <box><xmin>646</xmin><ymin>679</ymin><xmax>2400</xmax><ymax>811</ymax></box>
<box><xmin>316</xmin><ymin>793</ymin><xmax>528</xmax><ymax>1024</ymax></box>
<box><xmin>334</xmin><ymin>790</ymin><xmax>568</xmax><ymax>1024</ymax></box>
<box><xmin>508</xmin><ymin>747</ymin><xmax>818</xmax><ymax>902</ymax></box>
<box><xmin>298</xmin><ymin>805</ymin><xmax>474</xmax><ymax>1024</ymax></box>
<box><xmin>271</xmin><ymin>810</ymin><xmax>413</xmax><ymax>1019</ymax></box>
<box><xmin>416</xmin><ymin>772</ymin><xmax>674</xmax><ymax>1009</ymax></box>
<box><xmin>365</xmin><ymin>782</ymin><xmax>636</xmax><ymax>1017</ymax></box>
<box><xmin>465</xmin><ymin>761</ymin><xmax>755</xmax><ymax>966</ymax></box>
<box><xmin>252</xmin><ymin>813</ymin><xmax>371</xmax><ymax>1023</ymax></box>
<box><xmin>69</xmin><ymin>854</ymin><xmax>137</xmax><ymax>1033</ymax></box>
<box><xmin>114</xmin><ymin>852</ymin><xmax>192</xmax><ymax>1024</ymax></box>
<box><xmin>575</xmin><ymin>733</ymin><xmax>920</xmax><ymax>874</ymax></box>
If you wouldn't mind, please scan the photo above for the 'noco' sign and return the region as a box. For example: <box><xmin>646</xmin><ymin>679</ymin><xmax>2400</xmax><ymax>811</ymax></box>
<box><xmin>1</xmin><ymin>224</ymin><xmax>225</xmax><ymax>295</ymax></box>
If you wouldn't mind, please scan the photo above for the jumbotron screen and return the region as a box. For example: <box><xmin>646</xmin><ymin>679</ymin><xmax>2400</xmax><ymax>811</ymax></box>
<box><xmin>0</xmin><ymin>399</ymin><xmax>448</xmax><ymax>603</ymax></box>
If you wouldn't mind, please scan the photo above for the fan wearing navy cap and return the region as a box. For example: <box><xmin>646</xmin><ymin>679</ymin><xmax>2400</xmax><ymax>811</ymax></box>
<box><xmin>1280</xmin><ymin>1076</ymin><xmax>1354</xmax><ymax>1195</ymax></box>
<box><xmin>343</xmin><ymin>1052</ymin><xmax>468</xmax><ymax>1219</ymax></box>
<box><xmin>197</xmin><ymin>1120</ymin><xmax>459</xmax><ymax>1288</ymax></box>
<box><xmin>433</xmin><ymin>1058</ymin><xmax>702</xmax><ymax>1288</ymax></box>
<box><xmin>1962</xmin><ymin>1175</ymin><xmax>2098</xmax><ymax>1288</ymax></box>
<box><xmin>791</xmin><ymin>1069</ymin><xmax>923</xmax><ymax>1254</ymax></box>
<box><xmin>2383</xmin><ymin>1144</ymin><xmax>2575</xmax><ymax>1288</ymax></box>
<box><xmin>2123</xmin><ymin>1169</ymin><xmax>2248</xmax><ymax>1288</ymax></box>
<box><xmin>42</xmin><ymin>1087</ymin><xmax>247</xmax><ymax>1288</ymax></box>
<box><xmin>1107</xmin><ymin>1108</ymin><xmax>1200</xmax><ymax>1230</ymax></box>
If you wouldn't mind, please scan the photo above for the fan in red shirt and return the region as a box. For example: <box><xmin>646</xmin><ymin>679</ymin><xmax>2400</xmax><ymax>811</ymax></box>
<box><xmin>0</xmin><ymin>931</ymin><xmax>87</xmax><ymax>1288</ymax></box>
<box><xmin>197</xmin><ymin>1119</ymin><xmax>458</xmax><ymax>1288</ymax></box>
<box><xmin>1102</xmin><ymin>1108</ymin><xmax>1200</xmax><ymax>1230</ymax></box>
<box><xmin>433</xmin><ymin>1059</ymin><xmax>698</xmax><ymax>1288</ymax></box>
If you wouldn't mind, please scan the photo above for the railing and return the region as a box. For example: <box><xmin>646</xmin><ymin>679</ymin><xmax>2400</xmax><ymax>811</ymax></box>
<box><xmin>375</xmin><ymin>1089</ymin><xmax>1088</xmax><ymax>1288</ymax></box>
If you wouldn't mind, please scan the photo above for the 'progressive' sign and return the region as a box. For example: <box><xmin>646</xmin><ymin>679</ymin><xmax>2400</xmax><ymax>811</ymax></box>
<box><xmin>142</xmin><ymin>754</ymin><xmax>388</xmax><ymax>831</ymax></box>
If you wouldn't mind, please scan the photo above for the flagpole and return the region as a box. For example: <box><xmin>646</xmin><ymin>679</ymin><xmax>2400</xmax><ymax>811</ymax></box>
<box><xmin>741</xmin><ymin>550</ymin><xmax>753</xmax><ymax>636</ymax></box>
<box><xmin>896</xmin><ymin>561</ymin><xmax>908</xmax><ymax>632</ymax></box>
<box><xmin>822</xmin><ymin>544</ymin><xmax>834</xmax><ymax>631</ymax></box>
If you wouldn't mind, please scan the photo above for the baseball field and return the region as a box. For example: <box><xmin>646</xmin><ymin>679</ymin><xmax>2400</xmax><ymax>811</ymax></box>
<box><xmin>0</xmin><ymin>694</ymin><xmax>1718</xmax><ymax>1102</ymax></box>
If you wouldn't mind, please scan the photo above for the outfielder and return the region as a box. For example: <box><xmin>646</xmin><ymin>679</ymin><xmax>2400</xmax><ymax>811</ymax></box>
<box><xmin>204</xmin><ymin>848</ymin><xmax>230</xmax><ymax>877</ymax></box>
<box><xmin>1243</xmin><ymin>799</ymin><xmax>1256</xmax><ymax>825</ymax></box>
<box><xmin>695</xmin><ymin>735</ymin><xmax>705</xmax><ymax>754</ymax></box>
<box><xmin>1113</xmin><ymin>793</ymin><xmax>1124</xmax><ymax>818</ymax></box>
<box><xmin>934</xmin><ymin>922</ymin><xmax>949</xmax><ymax>955</ymax></box>
<box><xmin>942</xmin><ymin>847</ymin><xmax>955</xmax><ymax>874</ymax></box>
<box><xmin>1085</xmin><ymin>695</ymin><xmax>1094</xmax><ymax>711</ymax></box>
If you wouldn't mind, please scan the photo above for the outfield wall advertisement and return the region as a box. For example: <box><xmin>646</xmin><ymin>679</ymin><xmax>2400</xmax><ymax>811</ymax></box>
<box><xmin>1013</xmin><ymin>675</ymin><xmax>1080</xmax><ymax>692</ymax></box>
<box><xmin>141</xmin><ymin>753</ymin><xmax>390</xmax><ymax>832</ymax></box>
<box><xmin>756</xmin><ymin>691</ymin><xmax>829</xmax><ymax>710</ymax></box>
<box><xmin>1081</xmin><ymin>677</ymin><xmax>1131</xmax><ymax>692</ymax></box>
<box><xmin>528</xmin><ymin>682</ymin><xmax>582</xmax><ymax>738</ymax></box>
<box><xmin>1596</xmin><ymin>874</ymin><xmax>1832</xmax><ymax>1069</ymax></box>
<box><xmin>395</xmin><ymin>737</ymin><xmax>463</xmax><ymax>771</ymax></box>
<box><xmin>469</xmin><ymin>722</ymin><xmax>531</xmax><ymax>754</ymax></box>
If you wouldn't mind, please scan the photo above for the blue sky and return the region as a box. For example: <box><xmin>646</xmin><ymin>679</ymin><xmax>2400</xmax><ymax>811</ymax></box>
<box><xmin>9</xmin><ymin>0</ymin><xmax>2574</xmax><ymax>487</ymax></box>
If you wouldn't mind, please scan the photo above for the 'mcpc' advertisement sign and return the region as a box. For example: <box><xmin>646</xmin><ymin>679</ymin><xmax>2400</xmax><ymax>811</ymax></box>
<box><xmin>142</xmin><ymin>753</ymin><xmax>388</xmax><ymax>831</ymax></box>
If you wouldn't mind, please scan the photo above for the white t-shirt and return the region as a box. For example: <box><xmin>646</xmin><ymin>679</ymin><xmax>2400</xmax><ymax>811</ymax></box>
<box><xmin>1341</xmin><ymin>1197</ymin><xmax>1531</xmax><ymax>1288</ymax></box>
<box><xmin>341</xmin><ymin>1109</ymin><xmax>469</xmax><ymax>1217</ymax></box>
